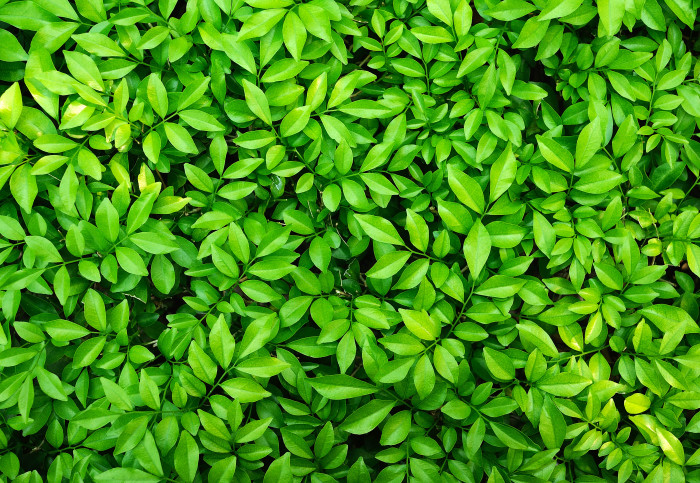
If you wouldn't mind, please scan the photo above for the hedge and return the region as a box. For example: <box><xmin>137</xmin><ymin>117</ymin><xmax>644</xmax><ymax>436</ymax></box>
<box><xmin>0</xmin><ymin>0</ymin><xmax>700</xmax><ymax>482</ymax></box>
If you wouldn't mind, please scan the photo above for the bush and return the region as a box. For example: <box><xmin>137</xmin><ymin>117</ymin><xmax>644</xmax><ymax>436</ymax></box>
<box><xmin>1</xmin><ymin>0</ymin><xmax>700</xmax><ymax>481</ymax></box>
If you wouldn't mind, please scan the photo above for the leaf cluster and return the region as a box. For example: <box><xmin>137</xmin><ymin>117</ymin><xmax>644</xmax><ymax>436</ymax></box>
<box><xmin>0</xmin><ymin>0</ymin><xmax>699</xmax><ymax>482</ymax></box>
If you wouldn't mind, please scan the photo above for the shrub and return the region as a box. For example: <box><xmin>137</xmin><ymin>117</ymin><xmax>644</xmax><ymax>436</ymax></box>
<box><xmin>0</xmin><ymin>0</ymin><xmax>700</xmax><ymax>481</ymax></box>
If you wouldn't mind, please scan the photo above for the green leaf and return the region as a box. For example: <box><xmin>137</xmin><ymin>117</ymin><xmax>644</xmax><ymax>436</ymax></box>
<box><xmin>280</xmin><ymin>106</ymin><xmax>311</xmax><ymax>137</ymax></box>
<box><xmin>101</xmin><ymin>377</ymin><xmax>134</xmax><ymax>411</ymax></box>
<box><xmin>355</xmin><ymin>214</ymin><xmax>404</xmax><ymax>245</ymax></box>
<box><xmin>72</xmin><ymin>33</ymin><xmax>124</xmax><ymax>57</ymax></box>
<box><xmin>238</xmin><ymin>313</ymin><xmax>278</xmax><ymax>358</ymax></box>
<box><xmin>517</xmin><ymin>320</ymin><xmax>559</xmax><ymax>357</ymax></box>
<box><xmin>184</xmin><ymin>163</ymin><xmax>214</xmax><ymax>192</ymax></box>
<box><xmin>487</xmin><ymin>0</ymin><xmax>536</xmax><ymax>21</ymax></box>
<box><xmin>533</xmin><ymin>212</ymin><xmax>555</xmax><ymax>257</ymax></box>
<box><xmin>73</xmin><ymin>336</ymin><xmax>106</xmax><ymax>368</ymax></box>
<box><xmin>25</xmin><ymin>235</ymin><xmax>62</xmax><ymax>263</ymax></box>
<box><xmin>340</xmin><ymin>399</ymin><xmax>395</xmax><ymax>434</ymax></box>
<box><xmin>282</xmin><ymin>11</ymin><xmax>306</xmax><ymax>61</ymax></box>
<box><xmin>427</xmin><ymin>0</ymin><xmax>453</xmax><ymax>26</ymax></box>
<box><xmin>220</xmin><ymin>378</ymin><xmax>272</xmax><ymax>403</ymax></box>
<box><xmin>164</xmin><ymin>122</ymin><xmax>197</xmax><ymax>154</ymax></box>
<box><xmin>411</xmin><ymin>26</ymin><xmax>453</xmax><ymax>43</ymax></box>
<box><xmin>594</xmin><ymin>262</ymin><xmax>623</xmax><ymax>290</ymax></box>
<box><xmin>188</xmin><ymin>341</ymin><xmax>217</xmax><ymax>384</ymax></box>
<box><xmin>483</xmin><ymin>347</ymin><xmax>515</xmax><ymax>381</ymax></box>
<box><xmin>315</xmin><ymin>422</ymin><xmax>335</xmax><ymax>458</ymax></box>
<box><xmin>235</xmin><ymin>417</ymin><xmax>272</xmax><ymax>443</ymax></box>
<box><xmin>489</xmin><ymin>422</ymin><xmax>533</xmax><ymax>451</ymax></box>
<box><xmin>457</xmin><ymin>47</ymin><xmax>494</xmax><ymax>77</ymax></box>
<box><xmin>309</xmin><ymin>375</ymin><xmax>377</xmax><ymax>400</ymax></box>
<box><xmin>236</xmin><ymin>357</ymin><xmax>290</xmax><ymax>377</ymax></box>
<box><xmin>574</xmin><ymin>170</ymin><xmax>624</xmax><ymax>194</ymax></box>
<box><xmin>10</xmin><ymin>164</ymin><xmax>38</xmax><ymax>213</ymax></box>
<box><xmin>656</xmin><ymin>427</ymin><xmax>685</xmax><ymax>464</ymax></box>
<box><xmin>151</xmin><ymin>255</ymin><xmax>175</xmax><ymax>294</ymax></box>
<box><xmin>447</xmin><ymin>165</ymin><xmax>485</xmax><ymax>214</ymax></box>
<box><xmin>537</xmin><ymin>136</ymin><xmax>574</xmax><ymax>173</ymax></box>
<box><xmin>139</xmin><ymin>370</ymin><xmax>160</xmax><ymax>410</ymax></box>
<box><xmin>208</xmin><ymin>456</ymin><xmax>237</xmax><ymax>483</ymax></box>
<box><xmin>210</xmin><ymin>316</ymin><xmax>235</xmax><ymax>368</ymax></box>
<box><xmin>45</xmin><ymin>319</ymin><xmax>90</xmax><ymax>341</ymax></box>
<box><xmin>405</xmin><ymin>209</ymin><xmax>429</xmax><ymax>251</ymax></box>
<box><xmin>137</xmin><ymin>26</ymin><xmax>170</xmax><ymax>50</ymax></box>
<box><xmin>0</xmin><ymin>30</ymin><xmax>28</xmax><ymax>62</ymax></box>
<box><xmin>537</xmin><ymin>372</ymin><xmax>592</xmax><ymax>396</ymax></box>
<box><xmin>178</xmin><ymin>77</ymin><xmax>211</xmax><ymax>111</ymax></box>
<box><xmin>298</xmin><ymin>4</ymin><xmax>332</xmax><ymax>42</ymax></box>
<box><xmin>242</xmin><ymin>79</ymin><xmax>271</xmax><ymax>125</ymax></box>
<box><xmin>64</xmin><ymin>50</ymin><xmax>104</xmax><ymax>91</ymax></box>
<box><xmin>83</xmin><ymin>289</ymin><xmax>106</xmax><ymax>331</ymax></box>
<box><xmin>490</xmin><ymin>143</ymin><xmax>517</xmax><ymax>202</ymax></box>
<box><xmin>130</xmin><ymin>232</ymin><xmax>180</xmax><ymax>254</ymax></box>
<box><xmin>575</xmin><ymin>118</ymin><xmax>602</xmax><ymax>168</ymax></box>
<box><xmin>367</xmin><ymin>251</ymin><xmax>412</xmax><ymax>279</ymax></box>
<box><xmin>663</xmin><ymin>0</ymin><xmax>696</xmax><ymax>27</ymax></box>
<box><xmin>399</xmin><ymin>309</ymin><xmax>441</xmax><ymax>340</ymax></box>
<box><xmin>539</xmin><ymin>0</ymin><xmax>583</xmax><ymax>19</ymax></box>
<box><xmin>174</xmin><ymin>431</ymin><xmax>199</xmax><ymax>483</ymax></box>
<box><xmin>598</xmin><ymin>0</ymin><xmax>625</xmax><ymax>35</ymax></box>
<box><xmin>414</xmin><ymin>353</ymin><xmax>436</xmax><ymax>399</ymax></box>
<box><xmin>0</xmin><ymin>83</ymin><xmax>22</xmax><ymax>129</ymax></box>
<box><xmin>539</xmin><ymin>396</ymin><xmax>566</xmax><ymax>449</ymax></box>
<box><xmin>238</xmin><ymin>9</ymin><xmax>287</xmax><ymax>41</ymax></box>
<box><xmin>464</xmin><ymin>220</ymin><xmax>491</xmax><ymax>279</ymax></box>
<box><xmin>639</xmin><ymin>305</ymin><xmax>699</xmax><ymax>334</ymax></box>
<box><xmin>381</xmin><ymin>411</ymin><xmax>411</xmax><ymax>445</ymax></box>
<box><xmin>512</xmin><ymin>18</ymin><xmax>549</xmax><ymax>49</ymax></box>
<box><xmin>116</xmin><ymin>247</ymin><xmax>149</xmax><ymax>276</ymax></box>
<box><xmin>221</xmin><ymin>34</ymin><xmax>257</xmax><ymax>74</ymax></box>
<box><xmin>0</xmin><ymin>215</ymin><xmax>24</xmax><ymax>240</ymax></box>
<box><xmin>179</xmin><ymin>110</ymin><xmax>224</xmax><ymax>132</ymax></box>
<box><xmin>37</xmin><ymin>367</ymin><xmax>67</xmax><ymax>401</ymax></box>
<box><xmin>263</xmin><ymin>453</ymin><xmax>292</xmax><ymax>483</ymax></box>
<box><xmin>94</xmin><ymin>469</ymin><xmax>160</xmax><ymax>483</ymax></box>
<box><xmin>96</xmin><ymin>199</ymin><xmax>120</xmax><ymax>242</ymax></box>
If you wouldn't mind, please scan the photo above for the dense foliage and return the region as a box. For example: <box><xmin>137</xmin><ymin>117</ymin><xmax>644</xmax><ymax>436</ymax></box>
<box><xmin>0</xmin><ymin>0</ymin><xmax>700</xmax><ymax>481</ymax></box>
